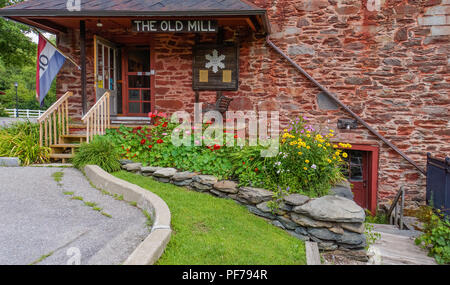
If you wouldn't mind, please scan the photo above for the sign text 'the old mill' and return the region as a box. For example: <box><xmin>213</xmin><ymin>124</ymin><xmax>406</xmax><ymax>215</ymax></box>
<box><xmin>132</xmin><ymin>20</ymin><xmax>218</xmax><ymax>33</ymax></box>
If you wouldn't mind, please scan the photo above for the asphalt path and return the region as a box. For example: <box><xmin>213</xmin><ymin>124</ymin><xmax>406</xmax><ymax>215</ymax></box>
<box><xmin>0</xmin><ymin>166</ymin><xmax>149</xmax><ymax>265</ymax></box>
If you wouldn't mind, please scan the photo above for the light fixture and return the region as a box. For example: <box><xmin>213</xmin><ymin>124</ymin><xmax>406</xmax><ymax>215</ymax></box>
<box><xmin>97</xmin><ymin>20</ymin><xmax>103</xmax><ymax>27</ymax></box>
<box><xmin>337</xmin><ymin>118</ymin><xmax>358</xmax><ymax>130</ymax></box>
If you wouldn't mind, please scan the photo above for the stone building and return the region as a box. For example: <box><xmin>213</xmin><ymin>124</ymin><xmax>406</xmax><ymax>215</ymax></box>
<box><xmin>1</xmin><ymin>0</ymin><xmax>449</xmax><ymax>213</ymax></box>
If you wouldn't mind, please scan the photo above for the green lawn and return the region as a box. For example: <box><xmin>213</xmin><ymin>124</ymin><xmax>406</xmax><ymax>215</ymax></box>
<box><xmin>113</xmin><ymin>171</ymin><xmax>306</xmax><ymax>265</ymax></box>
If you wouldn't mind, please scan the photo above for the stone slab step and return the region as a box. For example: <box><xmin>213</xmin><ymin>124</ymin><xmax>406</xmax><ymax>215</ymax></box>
<box><xmin>370</xmin><ymin>223</ymin><xmax>422</xmax><ymax>238</ymax></box>
<box><xmin>369</xmin><ymin>231</ymin><xmax>436</xmax><ymax>265</ymax></box>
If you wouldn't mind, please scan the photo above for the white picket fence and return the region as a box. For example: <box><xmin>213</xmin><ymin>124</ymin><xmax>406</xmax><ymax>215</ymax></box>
<box><xmin>5</xmin><ymin>109</ymin><xmax>45</xmax><ymax>118</ymax></box>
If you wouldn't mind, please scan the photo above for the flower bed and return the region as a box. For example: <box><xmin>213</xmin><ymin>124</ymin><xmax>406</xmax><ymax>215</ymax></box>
<box><xmin>104</xmin><ymin>112</ymin><xmax>352</xmax><ymax>199</ymax></box>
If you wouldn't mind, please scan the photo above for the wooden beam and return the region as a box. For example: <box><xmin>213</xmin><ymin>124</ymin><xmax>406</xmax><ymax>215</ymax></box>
<box><xmin>305</xmin><ymin>241</ymin><xmax>321</xmax><ymax>265</ymax></box>
<box><xmin>10</xmin><ymin>16</ymin><xmax>67</xmax><ymax>34</ymax></box>
<box><xmin>80</xmin><ymin>20</ymin><xmax>87</xmax><ymax>114</ymax></box>
<box><xmin>245</xmin><ymin>17</ymin><xmax>256</xmax><ymax>32</ymax></box>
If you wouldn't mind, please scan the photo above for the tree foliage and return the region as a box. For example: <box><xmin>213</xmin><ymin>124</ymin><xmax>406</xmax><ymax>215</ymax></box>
<box><xmin>0</xmin><ymin>1</ymin><xmax>36</xmax><ymax>67</ymax></box>
<box><xmin>0</xmin><ymin>0</ymin><xmax>57</xmax><ymax>111</ymax></box>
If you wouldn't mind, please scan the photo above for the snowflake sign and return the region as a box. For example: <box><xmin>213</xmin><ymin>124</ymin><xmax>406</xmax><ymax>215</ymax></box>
<box><xmin>205</xmin><ymin>49</ymin><xmax>225</xmax><ymax>73</ymax></box>
<box><xmin>193</xmin><ymin>44</ymin><xmax>238</xmax><ymax>91</ymax></box>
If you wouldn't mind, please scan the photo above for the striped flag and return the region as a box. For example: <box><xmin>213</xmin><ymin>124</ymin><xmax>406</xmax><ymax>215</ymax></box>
<box><xmin>36</xmin><ymin>33</ymin><xmax>66</xmax><ymax>106</ymax></box>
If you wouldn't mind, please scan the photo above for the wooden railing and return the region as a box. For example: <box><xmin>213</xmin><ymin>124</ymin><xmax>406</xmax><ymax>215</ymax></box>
<box><xmin>37</xmin><ymin>91</ymin><xmax>73</xmax><ymax>147</ymax></box>
<box><xmin>82</xmin><ymin>91</ymin><xmax>110</xmax><ymax>143</ymax></box>
<box><xmin>387</xmin><ymin>186</ymin><xmax>405</xmax><ymax>230</ymax></box>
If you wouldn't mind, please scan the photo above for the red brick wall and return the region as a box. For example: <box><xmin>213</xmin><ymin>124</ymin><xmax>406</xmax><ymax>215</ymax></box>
<box><xmin>56</xmin><ymin>0</ymin><xmax>450</xmax><ymax>210</ymax></box>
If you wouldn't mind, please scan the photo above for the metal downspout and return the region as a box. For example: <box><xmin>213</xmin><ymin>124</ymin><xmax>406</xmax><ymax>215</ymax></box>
<box><xmin>265</xmin><ymin>36</ymin><xmax>426</xmax><ymax>176</ymax></box>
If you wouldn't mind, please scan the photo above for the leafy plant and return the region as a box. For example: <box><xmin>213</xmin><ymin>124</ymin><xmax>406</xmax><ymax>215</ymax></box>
<box><xmin>415</xmin><ymin>206</ymin><xmax>450</xmax><ymax>264</ymax></box>
<box><xmin>364</xmin><ymin>209</ymin><xmax>388</xmax><ymax>224</ymax></box>
<box><xmin>72</xmin><ymin>135</ymin><xmax>121</xmax><ymax>173</ymax></box>
<box><xmin>364</xmin><ymin>222</ymin><xmax>381</xmax><ymax>248</ymax></box>
<box><xmin>0</xmin><ymin>103</ymin><xmax>8</xmax><ymax>117</ymax></box>
<box><xmin>0</xmin><ymin>121</ymin><xmax>50</xmax><ymax>165</ymax></box>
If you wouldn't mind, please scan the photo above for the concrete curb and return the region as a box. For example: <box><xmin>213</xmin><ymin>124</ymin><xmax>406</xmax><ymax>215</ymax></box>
<box><xmin>84</xmin><ymin>165</ymin><xmax>171</xmax><ymax>265</ymax></box>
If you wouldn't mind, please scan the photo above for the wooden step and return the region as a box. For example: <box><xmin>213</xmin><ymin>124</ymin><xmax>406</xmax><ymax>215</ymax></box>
<box><xmin>61</xmin><ymin>134</ymin><xmax>86</xmax><ymax>138</ymax></box>
<box><xmin>49</xmin><ymin>153</ymin><xmax>74</xmax><ymax>159</ymax></box>
<box><xmin>69</xmin><ymin>123</ymin><xmax>87</xmax><ymax>129</ymax></box>
<box><xmin>50</xmin><ymin>144</ymin><xmax>81</xmax><ymax>148</ymax></box>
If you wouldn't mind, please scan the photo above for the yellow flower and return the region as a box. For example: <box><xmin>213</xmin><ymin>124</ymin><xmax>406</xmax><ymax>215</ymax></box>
<box><xmin>323</xmin><ymin>147</ymin><xmax>327</xmax><ymax>150</ymax></box>
<box><xmin>306</xmin><ymin>146</ymin><xmax>310</xmax><ymax>149</ymax></box>
<box><xmin>326</xmin><ymin>143</ymin><xmax>330</xmax><ymax>147</ymax></box>
<box><xmin>282</xmin><ymin>139</ymin><xmax>286</xmax><ymax>143</ymax></box>
<box><xmin>305</xmin><ymin>160</ymin><xmax>309</xmax><ymax>163</ymax></box>
<box><xmin>342</xmin><ymin>152</ymin><xmax>348</xmax><ymax>158</ymax></box>
<box><xmin>329</xmin><ymin>133</ymin><xmax>334</xmax><ymax>137</ymax></box>
<box><xmin>329</xmin><ymin>129</ymin><xmax>334</xmax><ymax>133</ymax></box>
<box><xmin>327</xmin><ymin>159</ymin><xmax>332</xmax><ymax>163</ymax></box>
<box><xmin>306</xmin><ymin>134</ymin><xmax>311</xmax><ymax>138</ymax></box>
<box><xmin>298</xmin><ymin>152</ymin><xmax>303</xmax><ymax>155</ymax></box>
<box><xmin>303</xmin><ymin>167</ymin><xmax>307</xmax><ymax>170</ymax></box>
<box><xmin>333</xmin><ymin>156</ymin><xmax>336</xmax><ymax>160</ymax></box>
<box><xmin>333</xmin><ymin>144</ymin><xmax>338</xmax><ymax>148</ymax></box>
<box><xmin>318</xmin><ymin>144</ymin><xmax>322</xmax><ymax>147</ymax></box>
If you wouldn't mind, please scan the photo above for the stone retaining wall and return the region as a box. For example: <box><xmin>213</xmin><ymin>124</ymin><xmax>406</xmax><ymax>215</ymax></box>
<box><xmin>121</xmin><ymin>161</ymin><xmax>367</xmax><ymax>251</ymax></box>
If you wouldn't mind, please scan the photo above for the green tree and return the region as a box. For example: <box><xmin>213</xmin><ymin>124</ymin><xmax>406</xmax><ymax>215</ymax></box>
<box><xmin>0</xmin><ymin>0</ymin><xmax>36</xmax><ymax>68</ymax></box>
<box><xmin>0</xmin><ymin>0</ymin><xmax>57</xmax><ymax>112</ymax></box>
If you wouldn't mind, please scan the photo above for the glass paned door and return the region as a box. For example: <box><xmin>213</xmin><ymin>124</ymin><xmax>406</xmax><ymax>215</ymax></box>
<box><xmin>124</xmin><ymin>47</ymin><xmax>152</xmax><ymax>116</ymax></box>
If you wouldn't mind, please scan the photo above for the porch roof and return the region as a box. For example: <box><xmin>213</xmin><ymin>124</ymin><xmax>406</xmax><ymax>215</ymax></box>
<box><xmin>0</xmin><ymin>0</ymin><xmax>270</xmax><ymax>34</ymax></box>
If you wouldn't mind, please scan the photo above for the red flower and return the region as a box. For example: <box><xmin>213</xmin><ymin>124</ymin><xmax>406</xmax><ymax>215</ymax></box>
<box><xmin>140</xmin><ymin>139</ymin><xmax>146</xmax><ymax>145</ymax></box>
<box><xmin>234</xmin><ymin>134</ymin><xmax>238</xmax><ymax>139</ymax></box>
<box><xmin>162</xmin><ymin>122</ymin><xmax>168</xmax><ymax>128</ymax></box>
<box><xmin>148</xmin><ymin>145</ymin><xmax>153</xmax><ymax>149</ymax></box>
<box><xmin>157</xmin><ymin>139</ymin><xmax>164</xmax><ymax>144</ymax></box>
<box><xmin>213</xmin><ymin>144</ymin><xmax>221</xmax><ymax>150</ymax></box>
<box><xmin>136</xmin><ymin>126</ymin><xmax>142</xmax><ymax>130</ymax></box>
<box><xmin>254</xmin><ymin>168</ymin><xmax>259</xmax><ymax>172</ymax></box>
<box><xmin>242</xmin><ymin>162</ymin><xmax>245</xmax><ymax>165</ymax></box>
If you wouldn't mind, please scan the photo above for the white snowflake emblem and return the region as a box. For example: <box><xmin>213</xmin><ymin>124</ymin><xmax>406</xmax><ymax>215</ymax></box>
<box><xmin>205</xmin><ymin>49</ymin><xmax>225</xmax><ymax>73</ymax></box>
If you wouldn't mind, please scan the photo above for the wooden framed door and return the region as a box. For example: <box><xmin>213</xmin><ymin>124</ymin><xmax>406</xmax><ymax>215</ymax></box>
<box><xmin>342</xmin><ymin>150</ymin><xmax>369</xmax><ymax>208</ymax></box>
<box><xmin>341</xmin><ymin>145</ymin><xmax>379</xmax><ymax>214</ymax></box>
<box><xmin>122</xmin><ymin>46</ymin><xmax>154</xmax><ymax>116</ymax></box>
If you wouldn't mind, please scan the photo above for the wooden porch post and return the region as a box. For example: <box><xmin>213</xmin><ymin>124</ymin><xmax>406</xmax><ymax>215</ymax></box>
<box><xmin>80</xmin><ymin>20</ymin><xmax>87</xmax><ymax>114</ymax></box>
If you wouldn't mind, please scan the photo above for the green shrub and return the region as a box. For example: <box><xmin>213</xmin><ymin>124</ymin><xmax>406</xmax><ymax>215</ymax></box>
<box><xmin>0</xmin><ymin>103</ymin><xmax>9</xmax><ymax>117</ymax></box>
<box><xmin>364</xmin><ymin>209</ymin><xmax>388</xmax><ymax>224</ymax></box>
<box><xmin>72</xmin><ymin>135</ymin><xmax>121</xmax><ymax>173</ymax></box>
<box><xmin>415</xmin><ymin>206</ymin><xmax>450</xmax><ymax>264</ymax></box>
<box><xmin>0</xmin><ymin>121</ymin><xmax>50</xmax><ymax>165</ymax></box>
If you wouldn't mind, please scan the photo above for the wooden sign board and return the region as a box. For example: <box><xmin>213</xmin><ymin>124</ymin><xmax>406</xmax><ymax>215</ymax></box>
<box><xmin>132</xmin><ymin>20</ymin><xmax>217</xmax><ymax>33</ymax></box>
<box><xmin>193</xmin><ymin>44</ymin><xmax>239</xmax><ymax>91</ymax></box>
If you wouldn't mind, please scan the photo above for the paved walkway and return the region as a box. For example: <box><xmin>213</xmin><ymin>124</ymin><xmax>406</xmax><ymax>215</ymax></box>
<box><xmin>368</xmin><ymin>224</ymin><xmax>437</xmax><ymax>265</ymax></box>
<box><xmin>0</xmin><ymin>167</ymin><xmax>149</xmax><ymax>265</ymax></box>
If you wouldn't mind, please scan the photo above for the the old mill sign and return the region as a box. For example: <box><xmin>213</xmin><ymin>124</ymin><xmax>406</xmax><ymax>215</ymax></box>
<box><xmin>132</xmin><ymin>20</ymin><xmax>217</xmax><ymax>33</ymax></box>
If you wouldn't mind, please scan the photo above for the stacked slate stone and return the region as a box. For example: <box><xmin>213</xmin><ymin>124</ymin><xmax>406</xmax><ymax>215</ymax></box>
<box><xmin>120</xmin><ymin>160</ymin><xmax>366</xmax><ymax>251</ymax></box>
